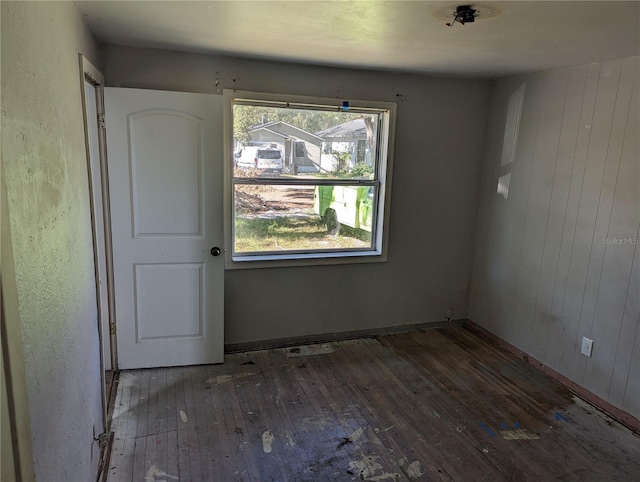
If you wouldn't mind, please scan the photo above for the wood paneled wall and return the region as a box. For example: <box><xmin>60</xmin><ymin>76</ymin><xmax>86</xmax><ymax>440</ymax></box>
<box><xmin>470</xmin><ymin>56</ymin><xmax>639</xmax><ymax>418</ymax></box>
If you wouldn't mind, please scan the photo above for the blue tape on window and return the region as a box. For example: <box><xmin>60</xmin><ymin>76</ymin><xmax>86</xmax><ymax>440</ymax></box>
<box><xmin>342</xmin><ymin>101</ymin><xmax>349</xmax><ymax>111</ymax></box>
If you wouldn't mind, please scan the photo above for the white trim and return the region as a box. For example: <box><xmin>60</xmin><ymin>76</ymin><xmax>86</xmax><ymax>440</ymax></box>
<box><xmin>81</xmin><ymin>55</ymin><xmax>104</xmax><ymax>85</ymax></box>
<box><xmin>79</xmin><ymin>55</ymin><xmax>115</xmax><ymax>460</ymax></box>
<box><xmin>80</xmin><ymin>56</ymin><xmax>117</xmax><ymax>372</ymax></box>
<box><xmin>223</xmin><ymin>89</ymin><xmax>396</xmax><ymax>270</ymax></box>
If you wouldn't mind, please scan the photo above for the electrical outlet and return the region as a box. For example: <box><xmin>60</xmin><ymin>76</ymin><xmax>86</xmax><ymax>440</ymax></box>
<box><xmin>445</xmin><ymin>310</ymin><xmax>454</xmax><ymax>321</ymax></box>
<box><xmin>581</xmin><ymin>337</ymin><xmax>593</xmax><ymax>357</ymax></box>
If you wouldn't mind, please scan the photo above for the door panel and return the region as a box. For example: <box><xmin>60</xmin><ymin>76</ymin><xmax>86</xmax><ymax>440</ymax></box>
<box><xmin>130</xmin><ymin>111</ymin><xmax>203</xmax><ymax>236</ymax></box>
<box><xmin>105</xmin><ymin>88</ymin><xmax>224</xmax><ymax>369</ymax></box>
<box><xmin>135</xmin><ymin>263</ymin><xmax>204</xmax><ymax>340</ymax></box>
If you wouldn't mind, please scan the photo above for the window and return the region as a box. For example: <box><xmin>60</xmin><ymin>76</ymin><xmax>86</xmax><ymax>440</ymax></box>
<box><xmin>224</xmin><ymin>90</ymin><xmax>396</xmax><ymax>267</ymax></box>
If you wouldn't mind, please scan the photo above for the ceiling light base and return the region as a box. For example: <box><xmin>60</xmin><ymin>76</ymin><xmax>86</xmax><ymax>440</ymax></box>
<box><xmin>434</xmin><ymin>3</ymin><xmax>502</xmax><ymax>27</ymax></box>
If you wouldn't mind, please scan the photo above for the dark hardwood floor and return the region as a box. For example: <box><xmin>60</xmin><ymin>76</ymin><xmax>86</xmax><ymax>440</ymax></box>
<box><xmin>107</xmin><ymin>326</ymin><xmax>640</xmax><ymax>481</ymax></box>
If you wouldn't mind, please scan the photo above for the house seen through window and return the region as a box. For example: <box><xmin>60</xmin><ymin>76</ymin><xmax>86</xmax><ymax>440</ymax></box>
<box><xmin>228</xmin><ymin>92</ymin><xmax>395</xmax><ymax>264</ymax></box>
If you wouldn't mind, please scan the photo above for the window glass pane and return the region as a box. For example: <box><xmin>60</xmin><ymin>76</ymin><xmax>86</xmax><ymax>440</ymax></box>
<box><xmin>232</xmin><ymin>104</ymin><xmax>379</xmax><ymax>180</ymax></box>
<box><xmin>234</xmin><ymin>184</ymin><xmax>375</xmax><ymax>254</ymax></box>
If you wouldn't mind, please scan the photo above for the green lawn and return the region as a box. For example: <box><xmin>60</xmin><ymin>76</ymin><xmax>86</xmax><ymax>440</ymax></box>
<box><xmin>234</xmin><ymin>216</ymin><xmax>371</xmax><ymax>253</ymax></box>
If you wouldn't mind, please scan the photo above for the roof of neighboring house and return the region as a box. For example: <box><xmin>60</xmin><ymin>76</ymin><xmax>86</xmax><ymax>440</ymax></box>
<box><xmin>249</xmin><ymin>121</ymin><xmax>324</xmax><ymax>142</ymax></box>
<box><xmin>250</xmin><ymin>126</ymin><xmax>287</xmax><ymax>139</ymax></box>
<box><xmin>315</xmin><ymin>118</ymin><xmax>366</xmax><ymax>139</ymax></box>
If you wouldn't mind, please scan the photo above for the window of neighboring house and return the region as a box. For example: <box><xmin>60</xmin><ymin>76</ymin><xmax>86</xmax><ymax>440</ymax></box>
<box><xmin>224</xmin><ymin>90</ymin><xmax>396</xmax><ymax>267</ymax></box>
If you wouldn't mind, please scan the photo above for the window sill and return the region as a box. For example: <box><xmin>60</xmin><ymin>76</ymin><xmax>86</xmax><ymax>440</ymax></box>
<box><xmin>226</xmin><ymin>249</ymin><xmax>387</xmax><ymax>270</ymax></box>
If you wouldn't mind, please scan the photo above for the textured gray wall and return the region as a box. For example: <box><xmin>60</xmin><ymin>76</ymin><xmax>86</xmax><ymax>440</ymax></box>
<box><xmin>470</xmin><ymin>57</ymin><xmax>639</xmax><ymax>418</ymax></box>
<box><xmin>1</xmin><ymin>2</ymin><xmax>104</xmax><ymax>480</ymax></box>
<box><xmin>103</xmin><ymin>45</ymin><xmax>490</xmax><ymax>344</ymax></box>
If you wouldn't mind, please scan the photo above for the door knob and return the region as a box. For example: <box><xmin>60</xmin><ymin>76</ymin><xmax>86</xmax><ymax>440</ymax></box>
<box><xmin>210</xmin><ymin>247</ymin><xmax>222</xmax><ymax>257</ymax></box>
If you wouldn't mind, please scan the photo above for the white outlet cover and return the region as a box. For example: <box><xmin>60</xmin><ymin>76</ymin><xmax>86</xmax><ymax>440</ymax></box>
<box><xmin>581</xmin><ymin>337</ymin><xmax>593</xmax><ymax>357</ymax></box>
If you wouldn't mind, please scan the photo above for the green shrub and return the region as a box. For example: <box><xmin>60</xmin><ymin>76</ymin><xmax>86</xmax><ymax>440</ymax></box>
<box><xmin>350</xmin><ymin>162</ymin><xmax>374</xmax><ymax>178</ymax></box>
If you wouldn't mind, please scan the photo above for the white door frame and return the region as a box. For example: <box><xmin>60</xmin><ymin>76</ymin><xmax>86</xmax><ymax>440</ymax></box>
<box><xmin>79</xmin><ymin>54</ymin><xmax>118</xmax><ymax>431</ymax></box>
<box><xmin>80</xmin><ymin>55</ymin><xmax>118</xmax><ymax>371</ymax></box>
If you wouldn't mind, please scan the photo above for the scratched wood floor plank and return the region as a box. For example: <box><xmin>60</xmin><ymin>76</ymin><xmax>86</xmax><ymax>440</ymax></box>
<box><xmin>288</xmin><ymin>351</ymin><xmax>357</xmax><ymax>470</ymax></box>
<box><xmin>143</xmin><ymin>433</ymin><xmax>157</xmax><ymax>479</ymax></box>
<box><xmin>380</xmin><ymin>330</ymin><xmax>551</xmax><ymax>477</ymax></box>
<box><xmin>110</xmin><ymin>371</ymin><xmax>139</xmax><ymax>480</ymax></box>
<box><xmin>396</xmin><ymin>329</ymin><xmax>588</xmax><ymax>478</ymax></box>
<box><xmin>362</xmin><ymin>337</ymin><xmax>472</xmax><ymax>479</ymax></box>
<box><xmin>285</xmin><ymin>347</ymin><xmax>365</xmax><ymax>480</ymax></box>
<box><xmin>155</xmin><ymin>368</ymin><xmax>168</xmax><ymax>436</ymax></box>
<box><xmin>108</xmin><ymin>437</ymin><xmax>133</xmax><ymax>482</ymax></box>
<box><xmin>301</xmin><ymin>352</ymin><xmax>369</xmax><ymax>478</ymax></box>
<box><xmin>333</xmin><ymin>341</ymin><xmax>429</xmax><ymax>478</ymax></box>
<box><xmin>181</xmin><ymin>365</ymin><xmax>203</xmax><ymax>482</ymax></box>
<box><xmin>135</xmin><ymin>369</ymin><xmax>150</xmax><ymax>439</ymax></box>
<box><xmin>107</xmin><ymin>327</ymin><xmax>640</xmax><ymax>481</ymax></box>
<box><xmin>379</xmin><ymin>327</ymin><xmax>640</xmax><ymax>480</ymax></box>
<box><xmin>224</xmin><ymin>355</ymin><xmax>275</xmax><ymax>480</ymax></box>
<box><xmin>239</xmin><ymin>352</ymin><xmax>291</xmax><ymax>481</ymax></box>
<box><xmin>258</xmin><ymin>350</ymin><xmax>313</xmax><ymax>481</ymax></box>
<box><xmin>174</xmin><ymin>367</ymin><xmax>191</xmax><ymax>479</ymax></box>
<box><xmin>215</xmin><ymin>371</ymin><xmax>248</xmax><ymax>479</ymax></box>
<box><xmin>257</xmin><ymin>349</ymin><xmax>323</xmax><ymax>481</ymax></box>
<box><xmin>123</xmin><ymin>371</ymin><xmax>141</xmax><ymax>443</ymax></box>
<box><xmin>372</xmin><ymin>333</ymin><xmax>546</xmax><ymax>480</ymax></box>
<box><xmin>150</xmin><ymin>369</ymin><xmax>160</xmax><ymax>436</ymax></box>
<box><xmin>323</xmin><ymin>341</ymin><xmax>429</xmax><ymax>474</ymax></box>
<box><xmin>432</xmin><ymin>327</ymin><xmax>607</xmax><ymax>475</ymax></box>
<box><xmin>153</xmin><ymin>430</ymin><xmax>169</xmax><ymax>480</ymax></box>
<box><xmin>190</xmin><ymin>366</ymin><xmax>216</xmax><ymax>480</ymax></box>
<box><xmin>355</xmin><ymin>339</ymin><xmax>482</xmax><ymax>477</ymax></box>
<box><xmin>109</xmin><ymin>401</ymin><xmax>134</xmax><ymax>482</ymax></box>
<box><xmin>201</xmin><ymin>367</ymin><xmax>234</xmax><ymax>481</ymax></box>
<box><xmin>131</xmin><ymin>435</ymin><xmax>147</xmax><ymax>481</ymax></box>
<box><xmin>415</xmin><ymin>328</ymin><xmax>625</xmax><ymax>476</ymax></box>
<box><xmin>452</xmin><ymin>326</ymin><xmax>640</xmax><ymax>478</ymax></box>
<box><xmin>308</xmin><ymin>343</ymin><xmax>433</xmax><ymax>481</ymax></box>
<box><xmin>271</xmin><ymin>347</ymin><xmax>345</xmax><ymax>480</ymax></box>
<box><xmin>108</xmin><ymin>371</ymin><xmax>133</xmax><ymax>481</ymax></box>
<box><xmin>166</xmin><ymin>429</ymin><xmax>179</xmax><ymax>478</ymax></box>
<box><xmin>333</xmin><ymin>339</ymin><xmax>466</xmax><ymax>480</ymax></box>
<box><xmin>163</xmin><ymin>367</ymin><xmax>177</xmax><ymax>435</ymax></box>
<box><xmin>215</xmin><ymin>357</ymin><xmax>263</xmax><ymax>480</ymax></box>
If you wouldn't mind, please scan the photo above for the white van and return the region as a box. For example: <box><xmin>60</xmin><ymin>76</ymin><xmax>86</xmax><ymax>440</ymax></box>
<box><xmin>235</xmin><ymin>146</ymin><xmax>283</xmax><ymax>172</ymax></box>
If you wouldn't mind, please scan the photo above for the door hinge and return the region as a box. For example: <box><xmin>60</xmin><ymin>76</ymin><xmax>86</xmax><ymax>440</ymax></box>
<box><xmin>110</xmin><ymin>322</ymin><xmax>116</xmax><ymax>335</ymax></box>
<box><xmin>97</xmin><ymin>113</ymin><xmax>106</xmax><ymax>129</ymax></box>
<box><xmin>95</xmin><ymin>432</ymin><xmax>111</xmax><ymax>450</ymax></box>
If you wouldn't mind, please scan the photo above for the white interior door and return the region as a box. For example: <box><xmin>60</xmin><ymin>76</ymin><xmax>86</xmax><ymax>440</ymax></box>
<box><xmin>105</xmin><ymin>88</ymin><xmax>224</xmax><ymax>369</ymax></box>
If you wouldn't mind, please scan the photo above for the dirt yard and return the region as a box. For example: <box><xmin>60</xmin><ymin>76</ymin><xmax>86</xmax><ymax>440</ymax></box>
<box><xmin>234</xmin><ymin>168</ymin><xmax>315</xmax><ymax>214</ymax></box>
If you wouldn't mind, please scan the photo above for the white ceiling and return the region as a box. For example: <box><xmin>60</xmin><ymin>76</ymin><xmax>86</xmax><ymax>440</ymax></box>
<box><xmin>76</xmin><ymin>1</ymin><xmax>639</xmax><ymax>77</ymax></box>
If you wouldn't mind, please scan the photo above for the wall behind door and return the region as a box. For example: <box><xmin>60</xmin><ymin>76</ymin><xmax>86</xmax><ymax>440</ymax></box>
<box><xmin>1</xmin><ymin>2</ymin><xmax>104</xmax><ymax>479</ymax></box>
<box><xmin>104</xmin><ymin>45</ymin><xmax>490</xmax><ymax>345</ymax></box>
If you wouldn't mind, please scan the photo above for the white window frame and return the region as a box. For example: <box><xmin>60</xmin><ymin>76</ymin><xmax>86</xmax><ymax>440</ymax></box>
<box><xmin>223</xmin><ymin>89</ymin><xmax>396</xmax><ymax>269</ymax></box>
